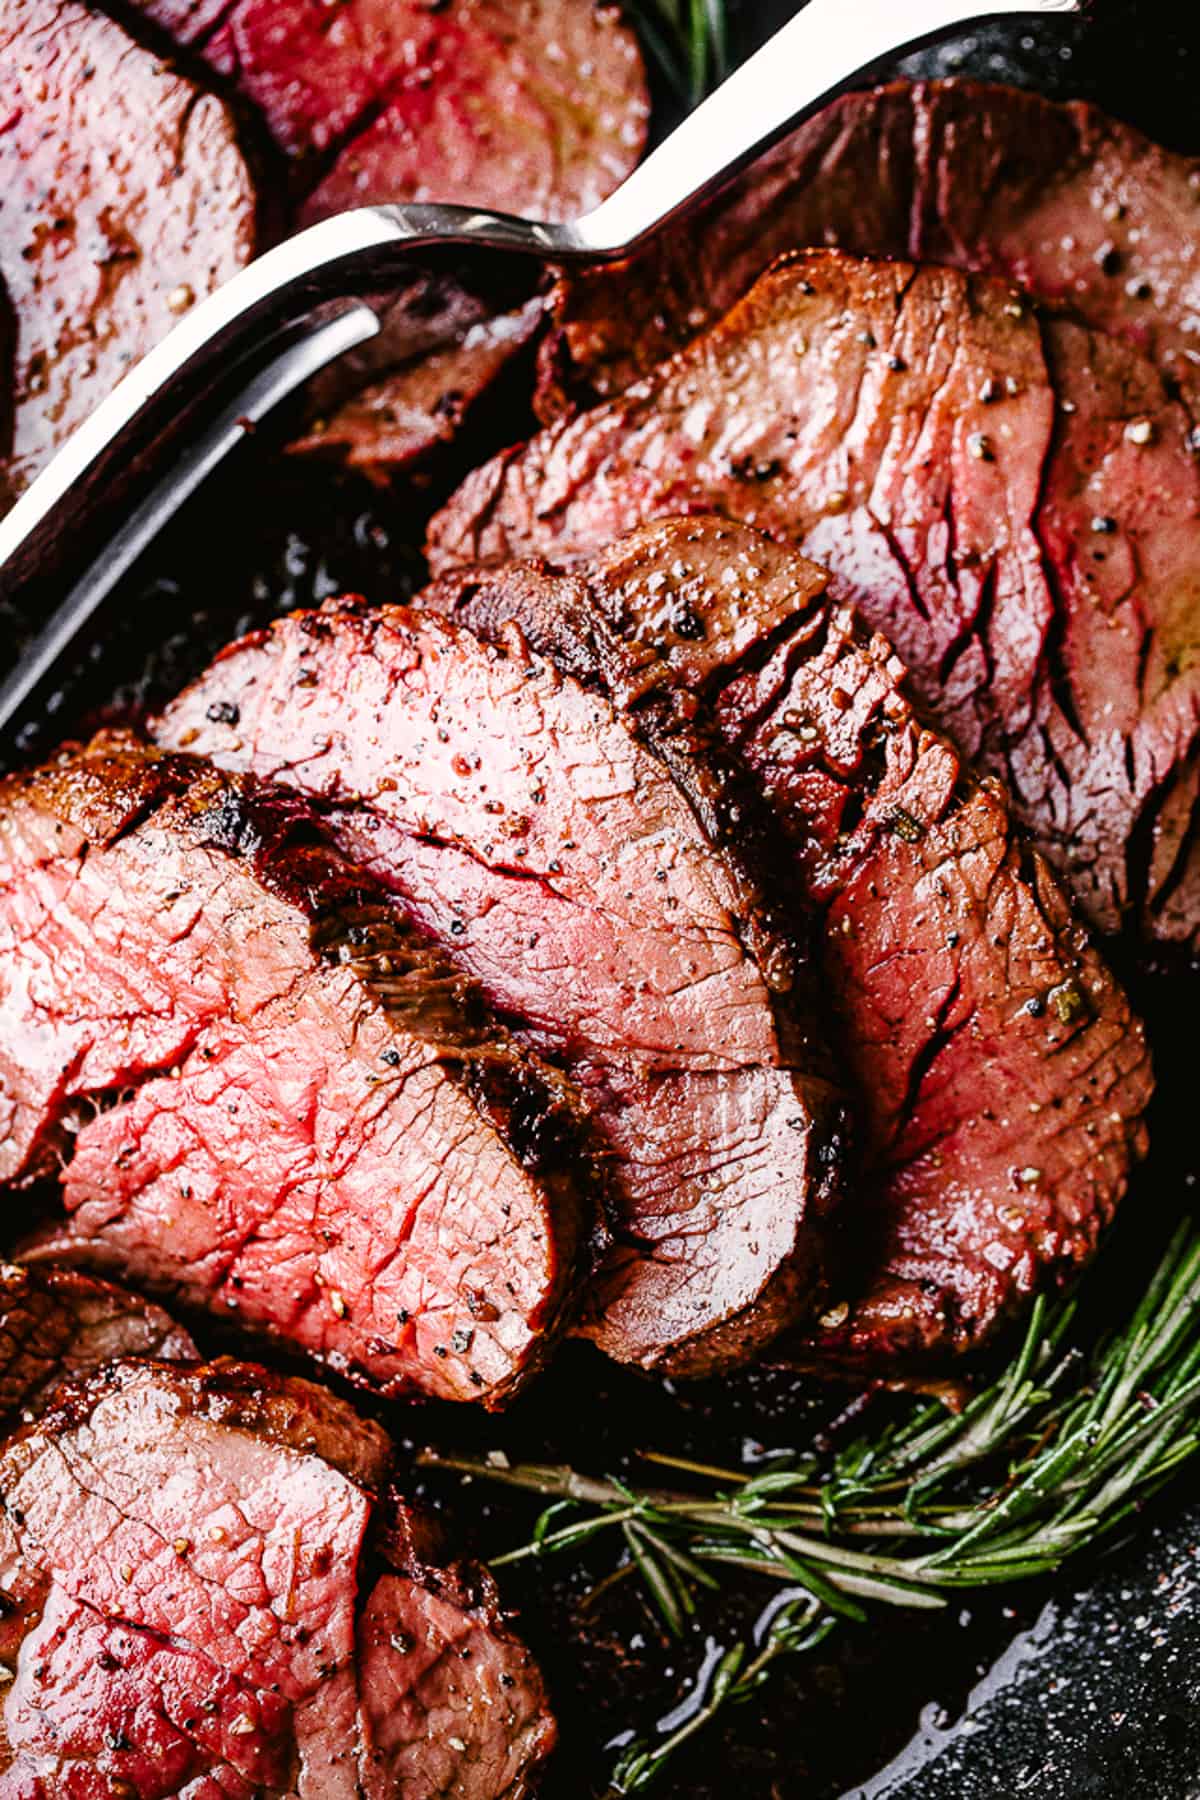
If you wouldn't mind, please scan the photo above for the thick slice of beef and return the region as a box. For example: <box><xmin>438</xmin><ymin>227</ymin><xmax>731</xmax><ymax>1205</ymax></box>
<box><xmin>0</xmin><ymin>733</ymin><xmax>588</xmax><ymax>1406</ymax></box>
<box><xmin>0</xmin><ymin>0</ymin><xmax>258</xmax><ymax>506</ymax></box>
<box><xmin>424</xmin><ymin>517</ymin><xmax>1153</xmax><ymax>1366</ymax></box>
<box><xmin>429</xmin><ymin>249</ymin><xmax>1200</xmax><ymax>952</ymax></box>
<box><xmin>0</xmin><ymin>1264</ymin><xmax>195</xmax><ymax>1425</ymax></box>
<box><xmin>0</xmin><ymin>1358</ymin><xmax>555</xmax><ymax>1797</ymax></box>
<box><xmin>537</xmin><ymin>78</ymin><xmax>1200</xmax><ymax>419</ymax></box>
<box><xmin>156</xmin><ymin>605</ymin><xmax>848</xmax><ymax>1376</ymax></box>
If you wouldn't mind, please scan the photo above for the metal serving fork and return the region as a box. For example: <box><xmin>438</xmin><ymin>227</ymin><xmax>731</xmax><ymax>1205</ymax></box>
<box><xmin>0</xmin><ymin>0</ymin><xmax>1081</xmax><ymax>739</ymax></box>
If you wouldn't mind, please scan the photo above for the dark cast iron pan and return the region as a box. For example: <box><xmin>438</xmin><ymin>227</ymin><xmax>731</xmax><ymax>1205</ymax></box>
<box><xmin>3</xmin><ymin>3</ymin><xmax>1199</xmax><ymax>1795</ymax></box>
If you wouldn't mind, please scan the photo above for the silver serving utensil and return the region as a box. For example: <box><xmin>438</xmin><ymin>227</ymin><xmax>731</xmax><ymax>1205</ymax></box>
<box><xmin>0</xmin><ymin>0</ymin><xmax>1080</xmax><ymax>738</ymax></box>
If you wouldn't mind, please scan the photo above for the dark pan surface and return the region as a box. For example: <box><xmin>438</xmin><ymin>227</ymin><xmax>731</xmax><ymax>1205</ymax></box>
<box><xmin>3</xmin><ymin>4</ymin><xmax>1200</xmax><ymax>1795</ymax></box>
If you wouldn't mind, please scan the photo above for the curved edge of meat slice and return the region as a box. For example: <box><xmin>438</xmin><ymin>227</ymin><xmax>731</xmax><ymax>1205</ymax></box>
<box><xmin>534</xmin><ymin>76</ymin><xmax>1200</xmax><ymax>418</ymax></box>
<box><xmin>0</xmin><ymin>0</ymin><xmax>259</xmax><ymax>507</ymax></box>
<box><xmin>428</xmin><ymin>246</ymin><xmax>1200</xmax><ymax>955</ymax></box>
<box><xmin>0</xmin><ymin>1357</ymin><xmax>556</xmax><ymax>1798</ymax></box>
<box><xmin>0</xmin><ymin>1262</ymin><xmax>196</xmax><ymax>1426</ymax></box>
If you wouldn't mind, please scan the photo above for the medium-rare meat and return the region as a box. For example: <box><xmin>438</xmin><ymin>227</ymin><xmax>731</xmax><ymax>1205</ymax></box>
<box><xmin>0</xmin><ymin>0</ymin><xmax>258</xmax><ymax>504</ymax></box>
<box><xmin>423</xmin><ymin>517</ymin><xmax>1154</xmax><ymax>1366</ymax></box>
<box><xmin>0</xmin><ymin>1263</ymin><xmax>194</xmax><ymax>1424</ymax></box>
<box><xmin>428</xmin><ymin>249</ymin><xmax>1200</xmax><ymax>953</ymax></box>
<box><xmin>0</xmin><ymin>733</ymin><xmax>588</xmax><ymax>1406</ymax></box>
<box><xmin>155</xmin><ymin>606</ymin><xmax>848</xmax><ymax>1376</ymax></box>
<box><xmin>537</xmin><ymin>78</ymin><xmax>1200</xmax><ymax>418</ymax></box>
<box><xmin>0</xmin><ymin>1357</ymin><xmax>556</xmax><ymax>1797</ymax></box>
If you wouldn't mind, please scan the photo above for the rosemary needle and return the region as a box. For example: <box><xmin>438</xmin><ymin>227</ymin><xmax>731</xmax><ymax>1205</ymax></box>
<box><xmin>626</xmin><ymin>0</ymin><xmax>730</xmax><ymax>106</ymax></box>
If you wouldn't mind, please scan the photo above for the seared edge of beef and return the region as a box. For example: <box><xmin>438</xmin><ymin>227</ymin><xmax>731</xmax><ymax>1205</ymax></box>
<box><xmin>0</xmin><ymin>1262</ymin><xmax>196</xmax><ymax>1425</ymax></box>
<box><xmin>535</xmin><ymin>77</ymin><xmax>1200</xmax><ymax>418</ymax></box>
<box><xmin>426</xmin><ymin>246</ymin><xmax>1200</xmax><ymax>954</ymax></box>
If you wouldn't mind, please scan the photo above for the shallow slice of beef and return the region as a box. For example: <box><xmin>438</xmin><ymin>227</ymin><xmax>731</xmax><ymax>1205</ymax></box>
<box><xmin>425</xmin><ymin>517</ymin><xmax>1153</xmax><ymax>1366</ymax></box>
<box><xmin>0</xmin><ymin>0</ymin><xmax>258</xmax><ymax>507</ymax></box>
<box><xmin>537</xmin><ymin>78</ymin><xmax>1200</xmax><ymax>419</ymax></box>
<box><xmin>156</xmin><ymin>606</ymin><xmax>848</xmax><ymax>1377</ymax></box>
<box><xmin>0</xmin><ymin>733</ymin><xmax>587</xmax><ymax>1406</ymax></box>
<box><xmin>0</xmin><ymin>1263</ymin><xmax>195</xmax><ymax>1425</ymax></box>
<box><xmin>291</xmin><ymin>298</ymin><xmax>546</xmax><ymax>482</ymax></box>
<box><xmin>430</xmin><ymin>248</ymin><xmax>1200</xmax><ymax>953</ymax></box>
<box><xmin>0</xmin><ymin>1358</ymin><xmax>555</xmax><ymax>1798</ymax></box>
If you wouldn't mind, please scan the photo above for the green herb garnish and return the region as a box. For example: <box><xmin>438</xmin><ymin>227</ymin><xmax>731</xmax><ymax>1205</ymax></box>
<box><xmin>421</xmin><ymin>1217</ymin><xmax>1200</xmax><ymax>1792</ymax></box>
<box><xmin>628</xmin><ymin>0</ymin><xmax>730</xmax><ymax>107</ymax></box>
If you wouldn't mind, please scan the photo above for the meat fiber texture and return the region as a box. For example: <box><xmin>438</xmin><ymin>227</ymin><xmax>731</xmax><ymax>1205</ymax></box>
<box><xmin>0</xmin><ymin>733</ymin><xmax>589</xmax><ymax>1406</ymax></box>
<box><xmin>0</xmin><ymin>1263</ymin><xmax>195</xmax><ymax>1425</ymax></box>
<box><xmin>0</xmin><ymin>0</ymin><xmax>258</xmax><ymax>504</ymax></box>
<box><xmin>423</xmin><ymin>517</ymin><xmax>1154</xmax><ymax>1368</ymax></box>
<box><xmin>155</xmin><ymin>605</ymin><xmax>849</xmax><ymax>1378</ymax></box>
<box><xmin>130</xmin><ymin>0</ymin><xmax>649</xmax><ymax>479</ymax></box>
<box><xmin>0</xmin><ymin>1358</ymin><xmax>556</xmax><ymax>1797</ymax></box>
<box><xmin>537</xmin><ymin>78</ymin><xmax>1200</xmax><ymax>419</ymax></box>
<box><xmin>429</xmin><ymin>249</ymin><xmax>1200</xmax><ymax>954</ymax></box>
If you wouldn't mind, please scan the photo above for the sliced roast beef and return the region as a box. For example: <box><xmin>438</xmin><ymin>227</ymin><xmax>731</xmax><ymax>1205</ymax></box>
<box><xmin>291</xmin><ymin>297</ymin><xmax>547</xmax><ymax>482</ymax></box>
<box><xmin>155</xmin><ymin>605</ymin><xmax>848</xmax><ymax>1376</ymax></box>
<box><xmin>129</xmin><ymin>0</ymin><xmax>646</xmax><ymax>481</ymax></box>
<box><xmin>423</xmin><ymin>517</ymin><xmax>1153</xmax><ymax>1366</ymax></box>
<box><xmin>0</xmin><ymin>0</ymin><xmax>259</xmax><ymax>506</ymax></box>
<box><xmin>0</xmin><ymin>1263</ymin><xmax>195</xmax><ymax>1424</ymax></box>
<box><xmin>537</xmin><ymin>78</ymin><xmax>1200</xmax><ymax>419</ymax></box>
<box><xmin>429</xmin><ymin>249</ymin><xmax>1200</xmax><ymax>953</ymax></box>
<box><xmin>0</xmin><ymin>733</ymin><xmax>588</xmax><ymax>1406</ymax></box>
<box><xmin>0</xmin><ymin>1357</ymin><xmax>556</xmax><ymax>1797</ymax></box>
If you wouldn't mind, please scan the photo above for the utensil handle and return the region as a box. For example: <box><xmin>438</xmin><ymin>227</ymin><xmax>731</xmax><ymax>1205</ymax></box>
<box><xmin>575</xmin><ymin>0</ymin><xmax>1082</xmax><ymax>255</ymax></box>
<box><xmin>0</xmin><ymin>205</ymin><xmax>557</xmax><ymax>602</ymax></box>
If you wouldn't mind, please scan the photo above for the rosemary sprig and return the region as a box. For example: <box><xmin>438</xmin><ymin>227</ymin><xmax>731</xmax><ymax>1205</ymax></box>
<box><xmin>627</xmin><ymin>0</ymin><xmax>730</xmax><ymax>107</ymax></box>
<box><xmin>420</xmin><ymin>1219</ymin><xmax>1200</xmax><ymax>1792</ymax></box>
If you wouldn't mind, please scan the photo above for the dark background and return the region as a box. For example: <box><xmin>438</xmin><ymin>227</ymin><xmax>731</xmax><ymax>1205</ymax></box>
<box><xmin>7</xmin><ymin>3</ymin><xmax>1200</xmax><ymax>1795</ymax></box>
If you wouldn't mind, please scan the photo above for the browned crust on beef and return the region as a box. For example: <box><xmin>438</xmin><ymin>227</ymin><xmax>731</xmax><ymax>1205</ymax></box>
<box><xmin>536</xmin><ymin>77</ymin><xmax>1200</xmax><ymax>419</ymax></box>
<box><xmin>428</xmin><ymin>248</ymin><xmax>1200</xmax><ymax>954</ymax></box>
<box><xmin>0</xmin><ymin>1263</ymin><xmax>195</xmax><ymax>1425</ymax></box>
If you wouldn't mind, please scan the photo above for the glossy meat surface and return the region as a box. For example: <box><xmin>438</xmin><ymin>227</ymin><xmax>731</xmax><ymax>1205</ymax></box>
<box><xmin>0</xmin><ymin>0</ymin><xmax>257</xmax><ymax>504</ymax></box>
<box><xmin>0</xmin><ymin>1359</ymin><xmax>555</xmax><ymax>1797</ymax></box>
<box><xmin>430</xmin><ymin>250</ymin><xmax>1200</xmax><ymax>951</ymax></box>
